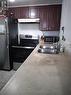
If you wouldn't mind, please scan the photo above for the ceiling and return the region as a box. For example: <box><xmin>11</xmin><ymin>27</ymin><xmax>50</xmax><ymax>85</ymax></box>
<box><xmin>7</xmin><ymin>0</ymin><xmax>62</xmax><ymax>7</ymax></box>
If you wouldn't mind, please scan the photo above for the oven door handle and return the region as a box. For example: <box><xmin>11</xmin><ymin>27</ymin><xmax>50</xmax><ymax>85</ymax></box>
<box><xmin>22</xmin><ymin>46</ymin><xmax>35</xmax><ymax>49</ymax></box>
<box><xmin>11</xmin><ymin>46</ymin><xmax>35</xmax><ymax>49</ymax></box>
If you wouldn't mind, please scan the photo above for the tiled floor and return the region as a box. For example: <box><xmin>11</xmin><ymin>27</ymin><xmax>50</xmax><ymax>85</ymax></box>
<box><xmin>0</xmin><ymin>70</ymin><xmax>15</xmax><ymax>91</ymax></box>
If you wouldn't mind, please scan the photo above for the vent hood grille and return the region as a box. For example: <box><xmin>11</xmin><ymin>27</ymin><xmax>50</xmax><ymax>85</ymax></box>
<box><xmin>18</xmin><ymin>18</ymin><xmax>40</xmax><ymax>23</ymax></box>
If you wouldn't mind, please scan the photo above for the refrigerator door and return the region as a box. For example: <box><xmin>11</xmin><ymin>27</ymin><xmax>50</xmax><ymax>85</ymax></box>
<box><xmin>0</xmin><ymin>34</ymin><xmax>5</xmax><ymax>69</ymax></box>
<box><xmin>0</xmin><ymin>17</ymin><xmax>10</xmax><ymax>70</ymax></box>
<box><xmin>4</xmin><ymin>19</ymin><xmax>10</xmax><ymax>70</ymax></box>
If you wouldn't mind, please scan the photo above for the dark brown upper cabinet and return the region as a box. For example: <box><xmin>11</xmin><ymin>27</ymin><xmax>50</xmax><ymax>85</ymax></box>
<box><xmin>8</xmin><ymin>6</ymin><xmax>39</xmax><ymax>19</ymax></box>
<box><xmin>8</xmin><ymin>8</ymin><xmax>16</xmax><ymax>18</ymax></box>
<box><xmin>29</xmin><ymin>6</ymin><xmax>39</xmax><ymax>18</ymax></box>
<box><xmin>48</xmin><ymin>5</ymin><xmax>62</xmax><ymax>31</ymax></box>
<box><xmin>8</xmin><ymin>5</ymin><xmax>61</xmax><ymax>31</ymax></box>
<box><xmin>39</xmin><ymin>6</ymin><xmax>49</xmax><ymax>31</ymax></box>
<box><xmin>8</xmin><ymin>7</ymin><xmax>29</xmax><ymax>19</ymax></box>
<box><xmin>19</xmin><ymin>7</ymin><xmax>29</xmax><ymax>18</ymax></box>
<box><xmin>39</xmin><ymin>5</ymin><xmax>62</xmax><ymax>31</ymax></box>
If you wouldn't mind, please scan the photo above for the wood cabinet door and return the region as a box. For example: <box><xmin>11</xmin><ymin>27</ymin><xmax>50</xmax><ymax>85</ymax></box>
<box><xmin>8</xmin><ymin>7</ymin><xmax>29</xmax><ymax>19</ymax></box>
<box><xmin>8</xmin><ymin>8</ymin><xmax>16</xmax><ymax>18</ymax></box>
<box><xmin>39</xmin><ymin>5</ymin><xmax>61</xmax><ymax>31</ymax></box>
<box><xmin>48</xmin><ymin>5</ymin><xmax>62</xmax><ymax>31</ymax></box>
<box><xmin>14</xmin><ymin>7</ymin><xmax>21</xmax><ymax>18</ymax></box>
<box><xmin>29</xmin><ymin>6</ymin><xmax>39</xmax><ymax>18</ymax></box>
<box><xmin>39</xmin><ymin>6</ymin><xmax>49</xmax><ymax>31</ymax></box>
<box><xmin>19</xmin><ymin>7</ymin><xmax>29</xmax><ymax>18</ymax></box>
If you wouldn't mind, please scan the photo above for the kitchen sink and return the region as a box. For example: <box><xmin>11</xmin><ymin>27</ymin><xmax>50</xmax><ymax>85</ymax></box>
<box><xmin>38</xmin><ymin>48</ymin><xmax>59</xmax><ymax>54</ymax></box>
<box><xmin>38</xmin><ymin>43</ymin><xmax>60</xmax><ymax>54</ymax></box>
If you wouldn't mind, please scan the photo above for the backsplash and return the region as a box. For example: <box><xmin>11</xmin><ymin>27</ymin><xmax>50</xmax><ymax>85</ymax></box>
<box><xmin>43</xmin><ymin>31</ymin><xmax>60</xmax><ymax>36</ymax></box>
<box><xmin>18</xmin><ymin>23</ymin><xmax>60</xmax><ymax>38</ymax></box>
<box><xmin>18</xmin><ymin>23</ymin><xmax>43</xmax><ymax>38</ymax></box>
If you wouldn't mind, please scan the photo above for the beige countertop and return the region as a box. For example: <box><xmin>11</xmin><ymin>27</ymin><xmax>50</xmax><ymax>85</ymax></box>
<box><xmin>0</xmin><ymin>45</ymin><xmax>71</xmax><ymax>95</ymax></box>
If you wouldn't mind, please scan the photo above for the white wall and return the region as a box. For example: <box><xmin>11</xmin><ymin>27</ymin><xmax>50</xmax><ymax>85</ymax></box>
<box><xmin>43</xmin><ymin>31</ymin><xmax>59</xmax><ymax>36</ymax></box>
<box><xmin>60</xmin><ymin>0</ymin><xmax>71</xmax><ymax>54</ymax></box>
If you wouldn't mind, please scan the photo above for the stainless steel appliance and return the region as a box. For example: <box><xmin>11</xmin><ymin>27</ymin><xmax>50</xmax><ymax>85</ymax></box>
<box><xmin>19</xmin><ymin>34</ymin><xmax>39</xmax><ymax>48</ymax></box>
<box><xmin>12</xmin><ymin>34</ymin><xmax>39</xmax><ymax>62</ymax></box>
<box><xmin>38</xmin><ymin>36</ymin><xmax>60</xmax><ymax>54</ymax></box>
<box><xmin>12</xmin><ymin>34</ymin><xmax>39</xmax><ymax>70</ymax></box>
<box><xmin>18</xmin><ymin>18</ymin><xmax>40</xmax><ymax>23</ymax></box>
<box><xmin>0</xmin><ymin>16</ymin><xmax>10</xmax><ymax>70</ymax></box>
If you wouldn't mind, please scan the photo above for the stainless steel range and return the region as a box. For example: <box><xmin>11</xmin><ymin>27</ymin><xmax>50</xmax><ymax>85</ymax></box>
<box><xmin>12</xmin><ymin>34</ymin><xmax>39</xmax><ymax>70</ymax></box>
<box><xmin>11</xmin><ymin>34</ymin><xmax>39</xmax><ymax>70</ymax></box>
<box><xmin>19</xmin><ymin>34</ymin><xmax>39</xmax><ymax>49</ymax></box>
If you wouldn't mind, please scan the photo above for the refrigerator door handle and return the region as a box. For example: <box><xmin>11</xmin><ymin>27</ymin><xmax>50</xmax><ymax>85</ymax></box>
<box><xmin>5</xmin><ymin>20</ymin><xmax>9</xmax><ymax>48</ymax></box>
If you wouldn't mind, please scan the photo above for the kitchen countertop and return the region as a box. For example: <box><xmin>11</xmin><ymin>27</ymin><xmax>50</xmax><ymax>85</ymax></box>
<box><xmin>0</xmin><ymin>45</ymin><xmax>71</xmax><ymax>95</ymax></box>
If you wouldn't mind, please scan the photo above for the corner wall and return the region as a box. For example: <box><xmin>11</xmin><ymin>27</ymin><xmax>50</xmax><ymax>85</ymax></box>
<box><xmin>60</xmin><ymin>0</ymin><xmax>71</xmax><ymax>54</ymax></box>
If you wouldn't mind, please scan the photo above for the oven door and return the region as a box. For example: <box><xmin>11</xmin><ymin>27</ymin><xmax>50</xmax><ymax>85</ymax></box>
<box><xmin>20</xmin><ymin>38</ymin><xmax>39</xmax><ymax>47</ymax></box>
<box><xmin>11</xmin><ymin>38</ymin><xmax>39</xmax><ymax>63</ymax></box>
<box><xmin>11</xmin><ymin>46</ymin><xmax>33</xmax><ymax>63</ymax></box>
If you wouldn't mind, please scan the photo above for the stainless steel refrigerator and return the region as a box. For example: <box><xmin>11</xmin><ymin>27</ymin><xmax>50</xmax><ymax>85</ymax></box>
<box><xmin>0</xmin><ymin>16</ymin><xmax>10</xmax><ymax>70</ymax></box>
